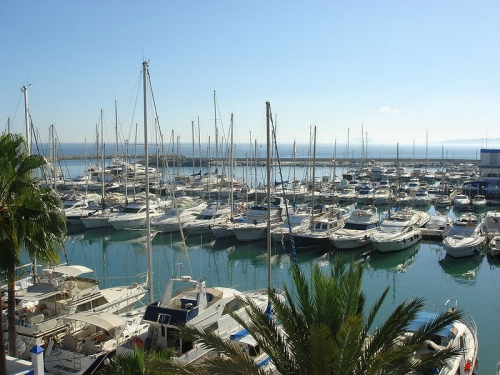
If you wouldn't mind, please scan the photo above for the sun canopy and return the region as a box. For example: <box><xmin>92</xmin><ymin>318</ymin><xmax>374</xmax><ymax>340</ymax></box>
<box><xmin>64</xmin><ymin>311</ymin><xmax>127</xmax><ymax>330</ymax></box>
<box><xmin>53</xmin><ymin>265</ymin><xmax>93</xmax><ymax>277</ymax></box>
<box><xmin>406</xmin><ymin>311</ymin><xmax>453</xmax><ymax>337</ymax></box>
<box><xmin>16</xmin><ymin>283</ymin><xmax>60</xmax><ymax>302</ymax></box>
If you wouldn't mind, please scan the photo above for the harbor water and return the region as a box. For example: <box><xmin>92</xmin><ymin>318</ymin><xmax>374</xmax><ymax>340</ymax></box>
<box><xmin>34</xmin><ymin>143</ymin><xmax>500</xmax><ymax>374</ymax></box>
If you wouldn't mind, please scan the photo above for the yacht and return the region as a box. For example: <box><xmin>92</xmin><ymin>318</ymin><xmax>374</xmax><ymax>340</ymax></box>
<box><xmin>412</xmin><ymin>188</ymin><xmax>431</xmax><ymax>207</ymax></box>
<box><xmin>471</xmin><ymin>194</ymin><xmax>487</xmax><ymax>209</ymax></box>
<box><xmin>372</xmin><ymin>188</ymin><xmax>393</xmax><ymax>206</ymax></box>
<box><xmin>370</xmin><ymin>224</ymin><xmax>422</xmax><ymax>253</ymax></box>
<box><xmin>45</xmin><ymin>310</ymin><xmax>148</xmax><ymax>375</ymax></box>
<box><xmin>336</xmin><ymin>188</ymin><xmax>358</xmax><ymax>204</ymax></box>
<box><xmin>270</xmin><ymin>205</ymin><xmax>312</xmax><ymax>243</ymax></box>
<box><xmin>108</xmin><ymin>199</ymin><xmax>163</xmax><ymax>230</ymax></box>
<box><xmin>331</xmin><ymin>206</ymin><xmax>380</xmax><ymax>250</ymax></box>
<box><xmin>230</xmin><ymin>196</ymin><xmax>286</xmax><ymax>242</ymax></box>
<box><xmin>369</xmin><ymin>208</ymin><xmax>429</xmax><ymax>253</ymax></box>
<box><xmin>63</xmin><ymin>196</ymin><xmax>99</xmax><ymax>225</ymax></box>
<box><xmin>487</xmin><ymin>235</ymin><xmax>500</xmax><ymax>259</ymax></box>
<box><xmin>119</xmin><ymin>274</ymin><xmax>284</xmax><ymax>364</ymax></box>
<box><xmin>10</xmin><ymin>265</ymin><xmax>147</xmax><ymax>359</ymax></box>
<box><xmin>420</xmin><ymin>214</ymin><xmax>453</xmax><ymax>240</ymax></box>
<box><xmin>182</xmin><ymin>201</ymin><xmax>232</xmax><ymax>235</ymax></box>
<box><xmin>151</xmin><ymin>197</ymin><xmax>208</xmax><ymax>233</ymax></box>
<box><xmin>481</xmin><ymin>210</ymin><xmax>500</xmax><ymax>240</ymax></box>
<box><xmin>443</xmin><ymin>212</ymin><xmax>486</xmax><ymax>258</ymax></box>
<box><xmin>80</xmin><ymin>206</ymin><xmax>122</xmax><ymax>229</ymax></box>
<box><xmin>434</xmin><ymin>194</ymin><xmax>452</xmax><ymax>208</ymax></box>
<box><xmin>356</xmin><ymin>184</ymin><xmax>375</xmax><ymax>204</ymax></box>
<box><xmin>453</xmin><ymin>194</ymin><xmax>471</xmax><ymax>208</ymax></box>
<box><xmin>398</xmin><ymin>301</ymin><xmax>478</xmax><ymax>375</ymax></box>
<box><xmin>293</xmin><ymin>208</ymin><xmax>348</xmax><ymax>251</ymax></box>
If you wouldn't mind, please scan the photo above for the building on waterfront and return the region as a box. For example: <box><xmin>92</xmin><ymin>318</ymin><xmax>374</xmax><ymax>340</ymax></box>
<box><xmin>462</xmin><ymin>149</ymin><xmax>500</xmax><ymax>204</ymax></box>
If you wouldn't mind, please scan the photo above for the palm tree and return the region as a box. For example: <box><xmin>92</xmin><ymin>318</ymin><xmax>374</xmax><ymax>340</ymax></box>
<box><xmin>148</xmin><ymin>257</ymin><xmax>464</xmax><ymax>375</ymax></box>
<box><xmin>0</xmin><ymin>133</ymin><xmax>66</xmax><ymax>369</ymax></box>
<box><xmin>102</xmin><ymin>345</ymin><xmax>173</xmax><ymax>375</ymax></box>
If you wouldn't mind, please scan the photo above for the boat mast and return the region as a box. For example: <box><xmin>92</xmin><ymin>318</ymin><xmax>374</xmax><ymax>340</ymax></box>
<box><xmin>266</xmin><ymin>101</ymin><xmax>272</xmax><ymax>294</ymax></box>
<box><xmin>143</xmin><ymin>60</ymin><xmax>154</xmax><ymax>304</ymax></box>
<box><xmin>21</xmin><ymin>85</ymin><xmax>30</xmax><ymax>154</ymax></box>
<box><xmin>100</xmin><ymin>109</ymin><xmax>106</xmax><ymax>211</ymax></box>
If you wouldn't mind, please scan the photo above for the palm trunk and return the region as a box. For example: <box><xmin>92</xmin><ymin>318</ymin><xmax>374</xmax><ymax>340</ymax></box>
<box><xmin>7</xmin><ymin>266</ymin><xmax>16</xmax><ymax>357</ymax></box>
<box><xmin>0</xmin><ymin>280</ymin><xmax>7</xmax><ymax>374</ymax></box>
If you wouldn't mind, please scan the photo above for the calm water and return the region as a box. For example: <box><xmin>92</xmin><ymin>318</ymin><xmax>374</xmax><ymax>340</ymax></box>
<box><xmin>38</xmin><ymin>146</ymin><xmax>500</xmax><ymax>374</ymax></box>
<box><xmin>58</xmin><ymin>203</ymin><xmax>500</xmax><ymax>375</ymax></box>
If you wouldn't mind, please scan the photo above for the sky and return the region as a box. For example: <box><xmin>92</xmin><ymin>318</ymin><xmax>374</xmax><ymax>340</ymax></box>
<box><xmin>1</xmin><ymin>1</ymin><xmax>499</xmax><ymax>150</ymax></box>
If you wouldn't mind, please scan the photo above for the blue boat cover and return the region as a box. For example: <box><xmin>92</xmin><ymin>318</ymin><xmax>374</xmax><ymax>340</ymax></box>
<box><xmin>406</xmin><ymin>311</ymin><xmax>453</xmax><ymax>337</ymax></box>
<box><xmin>230</xmin><ymin>328</ymin><xmax>249</xmax><ymax>341</ymax></box>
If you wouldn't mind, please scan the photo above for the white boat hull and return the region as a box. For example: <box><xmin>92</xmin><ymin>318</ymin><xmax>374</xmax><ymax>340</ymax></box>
<box><xmin>371</xmin><ymin>228</ymin><xmax>422</xmax><ymax>253</ymax></box>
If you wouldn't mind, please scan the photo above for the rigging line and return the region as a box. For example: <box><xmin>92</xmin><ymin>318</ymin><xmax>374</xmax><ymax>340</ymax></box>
<box><xmin>123</xmin><ymin>71</ymin><xmax>142</xmax><ymax>143</ymax></box>
<box><xmin>269</xmin><ymin>114</ymin><xmax>298</xmax><ymax>268</ymax></box>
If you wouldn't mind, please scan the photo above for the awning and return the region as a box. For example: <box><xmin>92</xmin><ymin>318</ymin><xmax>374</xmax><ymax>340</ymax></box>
<box><xmin>53</xmin><ymin>265</ymin><xmax>93</xmax><ymax>277</ymax></box>
<box><xmin>63</xmin><ymin>311</ymin><xmax>127</xmax><ymax>330</ymax></box>
<box><xmin>16</xmin><ymin>283</ymin><xmax>61</xmax><ymax>302</ymax></box>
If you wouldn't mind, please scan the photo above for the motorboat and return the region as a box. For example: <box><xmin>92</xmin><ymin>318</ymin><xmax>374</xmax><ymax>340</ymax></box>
<box><xmin>434</xmin><ymin>194</ymin><xmax>452</xmax><ymax>208</ymax></box>
<box><xmin>108</xmin><ymin>199</ymin><xmax>163</xmax><ymax>230</ymax></box>
<box><xmin>45</xmin><ymin>310</ymin><xmax>148</xmax><ymax>375</ymax></box>
<box><xmin>119</xmin><ymin>274</ymin><xmax>284</xmax><ymax>364</ymax></box>
<box><xmin>482</xmin><ymin>210</ymin><xmax>500</xmax><ymax>240</ymax></box>
<box><xmin>10</xmin><ymin>265</ymin><xmax>147</xmax><ymax>359</ymax></box>
<box><xmin>331</xmin><ymin>206</ymin><xmax>380</xmax><ymax>250</ymax></box>
<box><xmin>292</xmin><ymin>207</ymin><xmax>348</xmax><ymax>251</ymax></box>
<box><xmin>471</xmin><ymin>194</ymin><xmax>487</xmax><ymax>209</ymax></box>
<box><xmin>443</xmin><ymin>212</ymin><xmax>486</xmax><ymax>258</ymax></box>
<box><xmin>182</xmin><ymin>201</ymin><xmax>232</xmax><ymax>235</ymax></box>
<box><xmin>356</xmin><ymin>184</ymin><xmax>375</xmax><ymax>204</ymax></box>
<box><xmin>397</xmin><ymin>301</ymin><xmax>478</xmax><ymax>375</ymax></box>
<box><xmin>370</xmin><ymin>224</ymin><xmax>422</xmax><ymax>253</ymax></box>
<box><xmin>488</xmin><ymin>235</ymin><xmax>500</xmax><ymax>259</ymax></box>
<box><xmin>369</xmin><ymin>208</ymin><xmax>428</xmax><ymax>253</ymax></box>
<box><xmin>62</xmin><ymin>195</ymin><xmax>99</xmax><ymax>225</ymax></box>
<box><xmin>394</xmin><ymin>191</ymin><xmax>412</xmax><ymax>206</ymax></box>
<box><xmin>453</xmin><ymin>194</ymin><xmax>471</xmax><ymax>208</ymax></box>
<box><xmin>270</xmin><ymin>205</ymin><xmax>312</xmax><ymax>243</ymax></box>
<box><xmin>230</xmin><ymin>196</ymin><xmax>287</xmax><ymax>242</ymax></box>
<box><xmin>337</xmin><ymin>188</ymin><xmax>358</xmax><ymax>204</ymax></box>
<box><xmin>372</xmin><ymin>188</ymin><xmax>393</xmax><ymax>206</ymax></box>
<box><xmin>420</xmin><ymin>214</ymin><xmax>453</xmax><ymax>240</ymax></box>
<box><xmin>151</xmin><ymin>197</ymin><xmax>208</xmax><ymax>233</ymax></box>
<box><xmin>80</xmin><ymin>206</ymin><xmax>122</xmax><ymax>229</ymax></box>
<box><xmin>412</xmin><ymin>188</ymin><xmax>431</xmax><ymax>207</ymax></box>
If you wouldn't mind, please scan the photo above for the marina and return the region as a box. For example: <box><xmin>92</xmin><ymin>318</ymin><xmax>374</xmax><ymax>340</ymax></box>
<box><xmin>6</xmin><ymin>139</ymin><xmax>500</xmax><ymax>374</ymax></box>
<box><xmin>26</xmin><ymin>148</ymin><xmax>500</xmax><ymax>372</ymax></box>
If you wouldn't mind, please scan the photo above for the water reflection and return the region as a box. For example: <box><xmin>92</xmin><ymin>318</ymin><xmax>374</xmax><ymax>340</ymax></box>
<box><xmin>366</xmin><ymin>243</ymin><xmax>420</xmax><ymax>273</ymax></box>
<box><xmin>438</xmin><ymin>254</ymin><xmax>483</xmax><ymax>284</ymax></box>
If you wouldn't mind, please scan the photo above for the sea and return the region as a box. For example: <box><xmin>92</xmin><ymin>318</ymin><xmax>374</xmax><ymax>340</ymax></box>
<box><xmin>30</xmin><ymin>142</ymin><xmax>500</xmax><ymax>373</ymax></box>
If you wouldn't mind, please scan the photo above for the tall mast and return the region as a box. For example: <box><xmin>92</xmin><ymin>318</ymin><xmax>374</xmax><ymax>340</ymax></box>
<box><xmin>115</xmin><ymin>100</ymin><xmax>119</xmax><ymax>157</ymax></box>
<box><xmin>266</xmin><ymin>102</ymin><xmax>272</xmax><ymax>293</ymax></box>
<box><xmin>21</xmin><ymin>85</ymin><xmax>30</xmax><ymax>154</ymax></box>
<box><xmin>191</xmin><ymin>121</ymin><xmax>195</xmax><ymax>176</ymax></box>
<box><xmin>143</xmin><ymin>60</ymin><xmax>154</xmax><ymax>304</ymax></box>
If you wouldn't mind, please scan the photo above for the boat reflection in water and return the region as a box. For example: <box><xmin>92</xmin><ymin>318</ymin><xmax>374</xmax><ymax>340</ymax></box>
<box><xmin>439</xmin><ymin>253</ymin><xmax>484</xmax><ymax>285</ymax></box>
<box><xmin>365</xmin><ymin>242</ymin><xmax>420</xmax><ymax>273</ymax></box>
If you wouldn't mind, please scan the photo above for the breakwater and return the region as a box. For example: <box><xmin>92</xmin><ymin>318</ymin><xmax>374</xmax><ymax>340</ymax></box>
<box><xmin>56</xmin><ymin>154</ymin><xmax>478</xmax><ymax>167</ymax></box>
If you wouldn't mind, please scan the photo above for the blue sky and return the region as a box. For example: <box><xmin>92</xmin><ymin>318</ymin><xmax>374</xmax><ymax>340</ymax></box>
<box><xmin>1</xmin><ymin>1</ymin><xmax>499</xmax><ymax>149</ymax></box>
